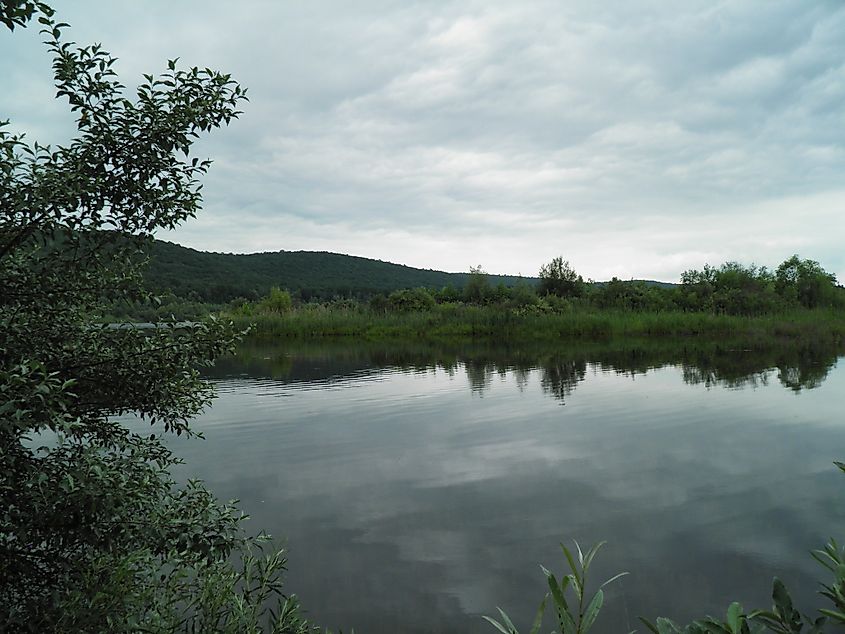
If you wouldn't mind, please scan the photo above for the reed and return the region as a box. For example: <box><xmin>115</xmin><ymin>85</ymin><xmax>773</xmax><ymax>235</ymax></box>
<box><xmin>224</xmin><ymin>304</ymin><xmax>845</xmax><ymax>343</ymax></box>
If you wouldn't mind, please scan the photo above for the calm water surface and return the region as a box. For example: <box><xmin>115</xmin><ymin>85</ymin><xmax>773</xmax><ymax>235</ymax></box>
<box><xmin>169</xmin><ymin>338</ymin><xmax>845</xmax><ymax>633</ymax></box>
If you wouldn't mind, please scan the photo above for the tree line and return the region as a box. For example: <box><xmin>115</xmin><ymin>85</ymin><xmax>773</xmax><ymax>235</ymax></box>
<box><xmin>141</xmin><ymin>239</ymin><xmax>533</xmax><ymax>304</ymax></box>
<box><xmin>231</xmin><ymin>255</ymin><xmax>842</xmax><ymax>320</ymax></box>
<box><xmin>3</xmin><ymin>1</ymin><xmax>845</xmax><ymax>631</ymax></box>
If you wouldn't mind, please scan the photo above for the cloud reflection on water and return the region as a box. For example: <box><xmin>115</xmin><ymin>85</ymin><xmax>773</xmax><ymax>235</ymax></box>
<box><xmin>173</xmin><ymin>338</ymin><xmax>845</xmax><ymax>633</ymax></box>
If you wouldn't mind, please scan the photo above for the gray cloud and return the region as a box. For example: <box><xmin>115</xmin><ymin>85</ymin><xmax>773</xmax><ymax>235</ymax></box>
<box><xmin>2</xmin><ymin>1</ymin><xmax>844</xmax><ymax>281</ymax></box>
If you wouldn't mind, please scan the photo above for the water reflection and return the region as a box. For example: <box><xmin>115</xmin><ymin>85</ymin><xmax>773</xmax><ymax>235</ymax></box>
<box><xmin>539</xmin><ymin>357</ymin><xmax>587</xmax><ymax>403</ymax></box>
<box><xmin>187</xmin><ymin>337</ymin><xmax>845</xmax><ymax>633</ymax></box>
<box><xmin>210</xmin><ymin>337</ymin><xmax>844</xmax><ymax>402</ymax></box>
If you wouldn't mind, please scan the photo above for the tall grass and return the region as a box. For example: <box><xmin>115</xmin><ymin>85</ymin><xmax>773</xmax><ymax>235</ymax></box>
<box><xmin>224</xmin><ymin>304</ymin><xmax>845</xmax><ymax>343</ymax></box>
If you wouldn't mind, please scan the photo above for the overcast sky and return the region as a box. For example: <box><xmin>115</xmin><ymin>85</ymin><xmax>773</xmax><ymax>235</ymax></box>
<box><xmin>2</xmin><ymin>1</ymin><xmax>844</xmax><ymax>281</ymax></box>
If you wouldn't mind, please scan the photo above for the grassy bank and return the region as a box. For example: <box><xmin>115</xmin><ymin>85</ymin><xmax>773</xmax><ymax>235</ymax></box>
<box><xmin>222</xmin><ymin>303</ymin><xmax>845</xmax><ymax>342</ymax></box>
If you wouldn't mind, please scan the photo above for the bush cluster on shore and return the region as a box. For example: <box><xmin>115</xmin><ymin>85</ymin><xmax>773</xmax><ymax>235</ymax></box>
<box><xmin>213</xmin><ymin>256</ymin><xmax>845</xmax><ymax>340</ymax></box>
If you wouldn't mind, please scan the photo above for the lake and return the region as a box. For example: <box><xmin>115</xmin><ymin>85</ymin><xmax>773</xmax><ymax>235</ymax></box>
<box><xmin>167</xmin><ymin>337</ymin><xmax>845</xmax><ymax>632</ymax></box>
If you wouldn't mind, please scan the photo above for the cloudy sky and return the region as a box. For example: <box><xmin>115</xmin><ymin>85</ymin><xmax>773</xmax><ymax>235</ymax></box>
<box><xmin>2</xmin><ymin>1</ymin><xmax>844</xmax><ymax>281</ymax></box>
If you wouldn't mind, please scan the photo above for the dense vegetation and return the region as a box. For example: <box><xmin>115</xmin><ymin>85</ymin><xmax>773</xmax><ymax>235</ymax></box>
<box><xmin>226</xmin><ymin>301</ymin><xmax>845</xmax><ymax>342</ymax></box>
<box><xmin>143</xmin><ymin>239</ymin><xmax>538</xmax><ymax>302</ymax></box>
<box><xmin>213</xmin><ymin>256</ymin><xmax>845</xmax><ymax>340</ymax></box>
<box><xmin>138</xmin><ymin>239</ymin><xmax>842</xmax><ymax>328</ymax></box>
<box><xmin>5</xmin><ymin>1</ymin><xmax>845</xmax><ymax>632</ymax></box>
<box><xmin>124</xmin><ymin>241</ymin><xmax>845</xmax><ymax>329</ymax></box>
<box><xmin>0</xmin><ymin>4</ymin><xmax>314</xmax><ymax>631</ymax></box>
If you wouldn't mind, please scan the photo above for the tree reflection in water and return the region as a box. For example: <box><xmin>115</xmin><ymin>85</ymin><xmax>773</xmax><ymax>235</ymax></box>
<box><xmin>211</xmin><ymin>336</ymin><xmax>844</xmax><ymax>402</ymax></box>
<box><xmin>539</xmin><ymin>358</ymin><xmax>587</xmax><ymax>403</ymax></box>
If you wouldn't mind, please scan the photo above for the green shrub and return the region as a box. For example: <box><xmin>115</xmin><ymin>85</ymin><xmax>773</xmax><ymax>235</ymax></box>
<box><xmin>258</xmin><ymin>287</ymin><xmax>293</xmax><ymax>314</ymax></box>
<box><xmin>388</xmin><ymin>287</ymin><xmax>436</xmax><ymax>312</ymax></box>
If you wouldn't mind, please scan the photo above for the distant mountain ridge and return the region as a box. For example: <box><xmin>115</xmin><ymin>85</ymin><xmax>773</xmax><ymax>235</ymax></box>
<box><xmin>144</xmin><ymin>240</ymin><xmax>539</xmax><ymax>303</ymax></box>
<box><xmin>144</xmin><ymin>240</ymin><xmax>676</xmax><ymax>303</ymax></box>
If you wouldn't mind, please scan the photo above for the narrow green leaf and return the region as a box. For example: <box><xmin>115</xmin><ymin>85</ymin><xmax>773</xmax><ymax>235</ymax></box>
<box><xmin>583</xmin><ymin>541</ymin><xmax>606</xmax><ymax>571</ymax></box>
<box><xmin>482</xmin><ymin>615</ymin><xmax>513</xmax><ymax>634</ymax></box>
<box><xmin>547</xmin><ymin>572</ymin><xmax>569</xmax><ymax>613</ymax></box>
<box><xmin>561</xmin><ymin>543</ymin><xmax>579</xmax><ymax>578</ymax></box>
<box><xmin>812</xmin><ymin>549</ymin><xmax>838</xmax><ymax>572</ymax></box>
<box><xmin>497</xmin><ymin>607</ymin><xmax>518</xmax><ymax>633</ymax></box>
<box><xmin>600</xmin><ymin>571</ymin><xmax>629</xmax><ymax>589</ymax></box>
<box><xmin>574</xmin><ymin>539</ymin><xmax>585</xmax><ymax>566</ymax></box>
<box><xmin>819</xmin><ymin>608</ymin><xmax>845</xmax><ymax>622</ymax></box>
<box><xmin>567</xmin><ymin>573</ymin><xmax>582</xmax><ymax>602</ymax></box>
<box><xmin>581</xmin><ymin>589</ymin><xmax>604</xmax><ymax>633</ymax></box>
<box><xmin>528</xmin><ymin>593</ymin><xmax>548</xmax><ymax>634</ymax></box>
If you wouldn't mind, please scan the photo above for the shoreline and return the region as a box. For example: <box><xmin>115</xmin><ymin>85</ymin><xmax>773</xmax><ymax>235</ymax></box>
<box><xmin>220</xmin><ymin>306</ymin><xmax>845</xmax><ymax>342</ymax></box>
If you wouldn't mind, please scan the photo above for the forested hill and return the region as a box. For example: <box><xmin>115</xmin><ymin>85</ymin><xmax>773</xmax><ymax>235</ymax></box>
<box><xmin>144</xmin><ymin>239</ymin><xmax>539</xmax><ymax>302</ymax></box>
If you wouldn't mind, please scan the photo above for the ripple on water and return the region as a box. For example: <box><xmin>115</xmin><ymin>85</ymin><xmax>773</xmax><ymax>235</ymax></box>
<box><xmin>157</xmin><ymin>345</ymin><xmax>845</xmax><ymax>633</ymax></box>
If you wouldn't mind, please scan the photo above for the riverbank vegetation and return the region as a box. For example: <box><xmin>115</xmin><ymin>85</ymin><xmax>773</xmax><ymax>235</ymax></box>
<box><xmin>216</xmin><ymin>256</ymin><xmax>845</xmax><ymax>341</ymax></box>
<box><xmin>226</xmin><ymin>301</ymin><xmax>845</xmax><ymax>341</ymax></box>
<box><xmin>6</xmin><ymin>1</ymin><xmax>845</xmax><ymax>632</ymax></box>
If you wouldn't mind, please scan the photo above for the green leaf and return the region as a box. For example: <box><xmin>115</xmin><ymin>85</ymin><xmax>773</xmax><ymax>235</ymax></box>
<box><xmin>819</xmin><ymin>608</ymin><xmax>845</xmax><ymax>622</ymax></box>
<box><xmin>581</xmin><ymin>589</ymin><xmax>604</xmax><ymax>633</ymax></box>
<box><xmin>561</xmin><ymin>543</ymin><xmax>579</xmax><ymax>578</ymax></box>
<box><xmin>582</xmin><ymin>541</ymin><xmax>606</xmax><ymax>572</ymax></box>
<box><xmin>560</xmin><ymin>608</ymin><xmax>577</xmax><ymax>634</ymax></box>
<box><xmin>482</xmin><ymin>614</ymin><xmax>515</xmax><ymax>634</ymax></box>
<box><xmin>654</xmin><ymin>617</ymin><xmax>683</xmax><ymax>634</ymax></box>
<box><xmin>812</xmin><ymin>548</ymin><xmax>838</xmax><ymax>572</ymax></box>
<box><xmin>600</xmin><ymin>571</ymin><xmax>629</xmax><ymax>589</ymax></box>
<box><xmin>544</xmin><ymin>567</ymin><xmax>572</xmax><ymax>616</ymax></box>
<box><xmin>638</xmin><ymin>618</ymin><xmax>661</xmax><ymax>634</ymax></box>
<box><xmin>574</xmin><ymin>539</ymin><xmax>585</xmax><ymax>566</ymax></box>
<box><xmin>771</xmin><ymin>578</ymin><xmax>794</xmax><ymax>619</ymax></box>
<box><xmin>528</xmin><ymin>593</ymin><xmax>548</xmax><ymax>634</ymax></box>
<box><xmin>496</xmin><ymin>607</ymin><xmax>518</xmax><ymax>633</ymax></box>
<box><xmin>726</xmin><ymin>602</ymin><xmax>742</xmax><ymax>634</ymax></box>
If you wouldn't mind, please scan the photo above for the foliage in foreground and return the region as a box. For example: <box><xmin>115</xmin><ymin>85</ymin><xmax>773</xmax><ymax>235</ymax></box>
<box><xmin>486</xmin><ymin>464</ymin><xmax>845</xmax><ymax>634</ymax></box>
<box><xmin>0</xmin><ymin>3</ymin><xmax>316</xmax><ymax>631</ymax></box>
<box><xmin>485</xmin><ymin>541</ymin><xmax>627</xmax><ymax>634</ymax></box>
